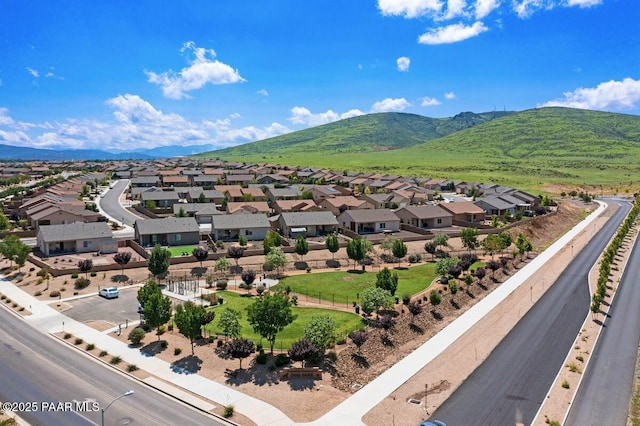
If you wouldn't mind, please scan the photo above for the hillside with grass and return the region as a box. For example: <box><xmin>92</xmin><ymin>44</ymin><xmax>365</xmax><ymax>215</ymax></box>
<box><xmin>199</xmin><ymin>107</ymin><xmax>640</xmax><ymax>193</ymax></box>
<box><xmin>204</xmin><ymin>111</ymin><xmax>512</xmax><ymax>158</ymax></box>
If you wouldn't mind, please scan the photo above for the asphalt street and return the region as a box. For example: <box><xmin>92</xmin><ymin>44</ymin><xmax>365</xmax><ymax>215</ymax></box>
<box><xmin>565</xmin><ymin>212</ymin><xmax>640</xmax><ymax>425</ymax></box>
<box><xmin>429</xmin><ymin>200</ymin><xmax>631</xmax><ymax>425</ymax></box>
<box><xmin>99</xmin><ymin>180</ymin><xmax>140</xmax><ymax>227</ymax></box>
<box><xmin>0</xmin><ymin>306</ymin><xmax>224</xmax><ymax>426</ymax></box>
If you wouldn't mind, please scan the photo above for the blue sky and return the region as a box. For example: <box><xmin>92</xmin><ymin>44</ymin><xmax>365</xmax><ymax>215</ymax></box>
<box><xmin>1</xmin><ymin>0</ymin><xmax>639</xmax><ymax>152</ymax></box>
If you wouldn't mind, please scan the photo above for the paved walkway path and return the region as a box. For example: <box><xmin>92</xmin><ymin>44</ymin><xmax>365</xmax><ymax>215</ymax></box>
<box><xmin>1</xmin><ymin>201</ymin><xmax>606</xmax><ymax>426</ymax></box>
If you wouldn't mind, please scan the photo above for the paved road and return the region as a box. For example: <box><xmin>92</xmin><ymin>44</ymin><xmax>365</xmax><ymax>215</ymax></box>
<box><xmin>429</xmin><ymin>200</ymin><xmax>631</xmax><ymax>425</ymax></box>
<box><xmin>0</xmin><ymin>305</ymin><xmax>223</xmax><ymax>426</ymax></box>
<box><xmin>63</xmin><ymin>287</ymin><xmax>141</xmax><ymax>325</ymax></box>
<box><xmin>566</xmin><ymin>213</ymin><xmax>640</xmax><ymax>425</ymax></box>
<box><xmin>99</xmin><ymin>179</ymin><xmax>140</xmax><ymax>227</ymax></box>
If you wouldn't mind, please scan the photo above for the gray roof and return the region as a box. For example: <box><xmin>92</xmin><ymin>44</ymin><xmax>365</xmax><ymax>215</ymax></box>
<box><xmin>38</xmin><ymin>221</ymin><xmax>113</xmax><ymax>242</ymax></box>
<box><xmin>475</xmin><ymin>196</ymin><xmax>515</xmax><ymax>210</ymax></box>
<box><xmin>280</xmin><ymin>211</ymin><xmax>339</xmax><ymax>227</ymax></box>
<box><xmin>395</xmin><ymin>205</ymin><xmax>453</xmax><ymax>219</ymax></box>
<box><xmin>130</xmin><ymin>176</ymin><xmax>160</xmax><ymax>185</ymax></box>
<box><xmin>140</xmin><ymin>191</ymin><xmax>180</xmax><ymax>201</ymax></box>
<box><xmin>135</xmin><ymin>217</ymin><xmax>199</xmax><ymax>235</ymax></box>
<box><xmin>173</xmin><ymin>203</ymin><xmax>220</xmax><ymax>215</ymax></box>
<box><xmin>211</xmin><ymin>214</ymin><xmax>270</xmax><ymax>230</ymax></box>
<box><xmin>339</xmin><ymin>209</ymin><xmax>400</xmax><ymax>222</ymax></box>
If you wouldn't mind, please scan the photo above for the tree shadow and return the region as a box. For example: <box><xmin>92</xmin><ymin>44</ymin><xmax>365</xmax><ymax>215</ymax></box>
<box><xmin>140</xmin><ymin>340</ymin><xmax>167</xmax><ymax>356</ymax></box>
<box><xmin>409</xmin><ymin>323</ymin><xmax>424</xmax><ymax>334</ymax></box>
<box><xmin>347</xmin><ymin>269</ymin><xmax>366</xmax><ymax>274</ymax></box>
<box><xmin>287</xmin><ymin>377</ymin><xmax>316</xmax><ymax>391</ymax></box>
<box><xmin>230</xmin><ymin>265</ymin><xmax>244</xmax><ymax>275</ymax></box>
<box><xmin>478</xmin><ymin>282</ymin><xmax>488</xmax><ymax>291</ymax></box>
<box><xmin>171</xmin><ymin>355</ymin><xmax>202</xmax><ymax>374</ymax></box>
<box><xmin>450</xmin><ymin>299</ymin><xmax>460</xmax><ymax>310</ymax></box>
<box><xmin>190</xmin><ymin>267</ymin><xmax>206</xmax><ymax>278</ymax></box>
<box><xmin>431</xmin><ymin>310</ymin><xmax>443</xmax><ymax>321</ymax></box>
<box><xmin>325</xmin><ymin>259</ymin><xmax>341</xmax><ymax>268</ymax></box>
<box><xmin>381</xmin><ymin>334</ymin><xmax>394</xmax><ymax>347</ymax></box>
<box><xmin>351</xmin><ymin>353</ymin><xmax>370</xmax><ymax>368</ymax></box>
<box><xmin>465</xmin><ymin>290</ymin><xmax>476</xmax><ymax>299</ymax></box>
<box><xmin>592</xmin><ymin>318</ymin><xmax>606</xmax><ymax>327</ymax></box>
<box><xmin>111</xmin><ymin>274</ymin><xmax>130</xmax><ymax>283</ymax></box>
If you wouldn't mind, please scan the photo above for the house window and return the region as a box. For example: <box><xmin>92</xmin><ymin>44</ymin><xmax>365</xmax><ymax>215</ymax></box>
<box><xmin>437</xmin><ymin>218</ymin><xmax>442</xmax><ymax>224</ymax></box>
<box><xmin>83</xmin><ymin>241</ymin><xmax>92</xmax><ymax>248</ymax></box>
<box><xmin>174</xmin><ymin>234</ymin><xmax>182</xmax><ymax>242</ymax></box>
<box><xmin>245</xmin><ymin>230</ymin><xmax>253</xmax><ymax>236</ymax></box>
<box><xmin>379</xmin><ymin>223</ymin><xmax>386</xmax><ymax>229</ymax></box>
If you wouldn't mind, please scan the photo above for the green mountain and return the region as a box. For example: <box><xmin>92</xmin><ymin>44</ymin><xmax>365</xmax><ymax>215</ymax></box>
<box><xmin>200</xmin><ymin>107</ymin><xmax>640</xmax><ymax>192</ymax></box>
<box><xmin>207</xmin><ymin>111</ymin><xmax>512</xmax><ymax>157</ymax></box>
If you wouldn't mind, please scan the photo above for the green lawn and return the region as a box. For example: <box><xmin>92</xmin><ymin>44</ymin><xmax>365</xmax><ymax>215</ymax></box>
<box><xmin>272</xmin><ymin>263</ymin><xmax>437</xmax><ymax>305</ymax></box>
<box><xmin>204</xmin><ymin>291</ymin><xmax>365</xmax><ymax>350</ymax></box>
<box><xmin>165</xmin><ymin>245</ymin><xmax>198</xmax><ymax>257</ymax></box>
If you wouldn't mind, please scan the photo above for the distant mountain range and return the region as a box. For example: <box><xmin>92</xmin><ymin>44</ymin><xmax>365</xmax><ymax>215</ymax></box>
<box><xmin>0</xmin><ymin>144</ymin><xmax>220</xmax><ymax>161</ymax></box>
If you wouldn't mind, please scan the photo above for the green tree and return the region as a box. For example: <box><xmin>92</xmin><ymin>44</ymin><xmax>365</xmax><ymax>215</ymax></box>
<box><xmin>460</xmin><ymin>227</ymin><xmax>479</xmax><ymax>251</ymax></box>
<box><xmin>12</xmin><ymin>240</ymin><xmax>32</xmax><ymax>271</ymax></box>
<box><xmin>113</xmin><ymin>251</ymin><xmax>132</xmax><ymax>277</ymax></box>
<box><xmin>375</xmin><ymin>267</ymin><xmax>399</xmax><ymax>296</ymax></box>
<box><xmin>429</xmin><ymin>289</ymin><xmax>442</xmax><ymax>309</ymax></box>
<box><xmin>303</xmin><ymin>315</ymin><xmax>336</xmax><ymax>354</ymax></box>
<box><xmin>433</xmin><ymin>234</ymin><xmax>450</xmax><ymax>250</ymax></box>
<box><xmin>0</xmin><ymin>211</ymin><xmax>10</xmax><ymax>230</ymax></box>
<box><xmin>218</xmin><ymin>308</ymin><xmax>242</xmax><ymax>339</ymax></box>
<box><xmin>0</xmin><ymin>235</ymin><xmax>29</xmax><ymax>268</ymax></box>
<box><xmin>192</xmin><ymin>246</ymin><xmax>209</xmax><ymax>268</ymax></box>
<box><xmin>515</xmin><ymin>233</ymin><xmax>533</xmax><ymax>260</ymax></box>
<box><xmin>391</xmin><ymin>238</ymin><xmax>408</xmax><ymax>266</ymax></box>
<box><xmin>294</xmin><ymin>236</ymin><xmax>309</xmax><ymax>262</ymax></box>
<box><xmin>198</xmin><ymin>192</ymin><xmax>207</xmax><ymax>203</ymax></box>
<box><xmin>144</xmin><ymin>291</ymin><xmax>172</xmax><ymax>341</ymax></box>
<box><xmin>380</xmin><ymin>235</ymin><xmax>397</xmax><ymax>255</ymax></box>
<box><xmin>148</xmin><ymin>244</ymin><xmax>171</xmax><ymax>279</ymax></box>
<box><xmin>176</xmin><ymin>207</ymin><xmax>188</xmax><ymax>217</ymax></box>
<box><xmin>325</xmin><ymin>234</ymin><xmax>340</xmax><ymax>260</ymax></box>
<box><xmin>226</xmin><ymin>338</ymin><xmax>255</xmax><ymax>369</ymax></box>
<box><xmin>361</xmin><ymin>286</ymin><xmax>393</xmax><ymax>317</ymax></box>
<box><xmin>246</xmin><ymin>293</ymin><xmax>296</xmax><ymax>354</ymax></box>
<box><xmin>137</xmin><ymin>280</ymin><xmax>160</xmax><ymax>308</ymax></box>
<box><xmin>264</xmin><ymin>247</ymin><xmax>288</xmax><ymax>275</ymax></box>
<box><xmin>174</xmin><ymin>301</ymin><xmax>207</xmax><ymax>355</ymax></box>
<box><xmin>482</xmin><ymin>234</ymin><xmax>504</xmax><ymax>259</ymax></box>
<box><xmin>214</xmin><ymin>257</ymin><xmax>231</xmax><ymax>278</ymax></box>
<box><xmin>435</xmin><ymin>257</ymin><xmax>460</xmax><ymax>280</ymax></box>
<box><xmin>346</xmin><ymin>237</ymin><xmax>371</xmax><ymax>270</ymax></box>
<box><xmin>263</xmin><ymin>230</ymin><xmax>282</xmax><ymax>255</ymax></box>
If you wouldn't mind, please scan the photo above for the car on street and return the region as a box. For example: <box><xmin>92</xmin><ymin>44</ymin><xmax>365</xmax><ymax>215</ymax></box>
<box><xmin>98</xmin><ymin>287</ymin><xmax>119</xmax><ymax>299</ymax></box>
<box><xmin>419</xmin><ymin>421</ymin><xmax>446</xmax><ymax>426</ymax></box>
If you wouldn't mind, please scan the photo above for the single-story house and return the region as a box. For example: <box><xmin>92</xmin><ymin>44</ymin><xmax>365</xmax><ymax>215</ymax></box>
<box><xmin>140</xmin><ymin>190</ymin><xmax>180</xmax><ymax>208</ymax></box>
<box><xmin>474</xmin><ymin>197</ymin><xmax>517</xmax><ymax>217</ymax></box>
<box><xmin>226</xmin><ymin>201</ymin><xmax>270</xmax><ymax>215</ymax></box>
<box><xmin>37</xmin><ymin>221</ymin><xmax>118</xmax><ymax>256</ymax></box>
<box><xmin>438</xmin><ymin>201</ymin><xmax>486</xmax><ymax>224</ymax></box>
<box><xmin>210</xmin><ymin>214</ymin><xmax>270</xmax><ymax>242</ymax></box>
<box><xmin>272</xmin><ymin>199</ymin><xmax>320</xmax><ymax>215</ymax></box>
<box><xmin>394</xmin><ymin>205</ymin><xmax>453</xmax><ymax>229</ymax></box>
<box><xmin>276</xmin><ymin>211</ymin><xmax>339</xmax><ymax>237</ymax></box>
<box><xmin>337</xmin><ymin>209</ymin><xmax>400</xmax><ymax>234</ymax></box>
<box><xmin>318</xmin><ymin>196</ymin><xmax>373</xmax><ymax>216</ymax></box>
<box><xmin>134</xmin><ymin>217</ymin><xmax>200</xmax><ymax>247</ymax></box>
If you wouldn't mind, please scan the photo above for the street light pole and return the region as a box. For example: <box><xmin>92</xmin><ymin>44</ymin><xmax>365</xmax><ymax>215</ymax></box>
<box><xmin>101</xmin><ymin>390</ymin><xmax>134</xmax><ymax>426</ymax></box>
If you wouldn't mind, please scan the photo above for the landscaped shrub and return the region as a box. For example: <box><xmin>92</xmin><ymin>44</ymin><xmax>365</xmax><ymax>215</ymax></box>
<box><xmin>128</xmin><ymin>327</ymin><xmax>146</xmax><ymax>345</ymax></box>
<box><xmin>174</xmin><ymin>347</ymin><xmax>182</xmax><ymax>356</ymax></box>
<box><xmin>63</xmin><ymin>333</ymin><xmax>72</xmax><ymax>339</ymax></box>
<box><xmin>36</xmin><ymin>277</ymin><xmax>44</xmax><ymax>284</ymax></box>
<box><xmin>402</xmin><ymin>293</ymin><xmax>411</xmax><ymax>305</ymax></box>
<box><xmin>74</xmin><ymin>278</ymin><xmax>90</xmax><ymax>289</ymax></box>
<box><xmin>408</xmin><ymin>253</ymin><xmax>422</xmax><ymax>263</ymax></box>
<box><xmin>71</xmin><ymin>272</ymin><xmax>79</xmax><ymax>279</ymax></box>
<box><xmin>223</xmin><ymin>405</ymin><xmax>234</xmax><ymax>418</ymax></box>
<box><xmin>217</xmin><ymin>339</ymin><xmax>224</xmax><ymax>348</ymax></box>
<box><xmin>110</xmin><ymin>356</ymin><xmax>122</xmax><ymax>365</ymax></box>
<box><xmin>336</xmin><ymin>337</ymin><xmax>346</xmax><ymax>345</ymax></box>
<box><xmin>561</xmin><ymin>380</ymin><xmax>570</xmax><ymax>389</ymax></box>
<box><xmin>127</xmin><ymin>364</ymin><xmax>139</xmax><ymax>372</ymax></box>
<box><xmin>274</xmin><ymin>354</ymin><xmax>290</xmax><ymax>367</ymax></box>
<box><xmin>160</xmin><ymin>341</ymin><xmax>168</xmax><ymax>349</ymax></box>
<box><xmin>216</xmin><ymin>280</ymin><xmax>228</xmax><ymax>290</ymax></box>
<box><xmin>86</xmin><ymin>343</ymin><xmax>95</xmax><ymax>351</ymax></box>
<box><xmin>74</xmin><ymin>338</ymin><xmax>83</xmax><ymax>345</ymax></box>
<box><xmin>256</xmin><ymin>349</ymin><xmax>267</xmax><ymax>364</ymax></box>
<box><xmin>90</xmin><ymin>271</ymin><xmax>97</xmax><ymax>277</ymax></box>
<box><xmin>99</xmin><ymin>350</ymin><xmax>108</xmax><ymax>357</ymax></box>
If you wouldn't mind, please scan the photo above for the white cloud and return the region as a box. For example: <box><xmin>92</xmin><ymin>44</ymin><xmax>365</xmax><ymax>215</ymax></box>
<box><xmin>0</xmin><ymin>108</ymin><xmax>14</xmax><ymax>126</ymax></box>
<box><xmin>421</xmin><ymin>96</ymin><xmax>441</xmax><ymax>106</ymax></box>
<box><xmin>512</xmin><ymin>0</ymin><xmax>555</xmax><ymax>18</ymax></box>
<box><xmin>397</xmin><ymin>56</ymin><xmax>411</xmax><ymax>72</ymax></box>
<box><xmin>371</xmin><ymin>98</ymin><xmax>412</xmax><ymax>112</ymax></box>
<box><xmin>540</xmin><ymin>78</ymin><xmax>640</xmax><ymax>111</ymax></box>
<box><xmin>475</xmin><ymin>0</ymin><xmax>500</xmax><ymax>18</ymax></box>
<box><xmin>377</xmin><ymin>0</ymin><xmax>444</xmax><ymax>18</ymax></box>
<box><xmin>26</xmin><ymin>67</ymin><xmax>39</xmax><ymax>78</ymax></box>
<box><xmin>566</xmin><ymin>0</ymin><xmax>601</xmax><ymax>6</ymax></box>
<box><xmin>418</xmin><ymin>21</ymin><xmax>488</xmax><ymax>44</ymax></box>
<box><xmin>443</xmin><ymin>0</ymin><xmax>469</xmax><ymax>19</ymax></box>
<box><xmin>257</xmin><ymin>89</ymin><xmax>269</xmax><ymax>96</ymax></box>
<box><xmin>444</xmin><ymin>91</ymin><xmax>457</xmax><ymax>99</ymax></box>
<box><xmin>288</xmin><ymin>107</ymin><xmax>366</xmax><ymax>126</ymax></box>
<box><xmin>145</xmin><ymin>41</ymin><xmax>245</xmax><ymax>99</ymax></box>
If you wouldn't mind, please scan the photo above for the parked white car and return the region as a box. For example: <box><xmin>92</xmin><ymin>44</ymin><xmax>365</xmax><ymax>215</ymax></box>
<box><xmin>99</xmin><ymin>287</ymin><xmax>119</xmax><ymax>299</ymax></box>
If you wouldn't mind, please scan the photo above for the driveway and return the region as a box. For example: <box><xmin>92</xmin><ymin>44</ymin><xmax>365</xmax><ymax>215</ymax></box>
<box><xmin>62</xmin><ymin>286</ymin><xmax>141</xmax><ymax>326</ymax></box>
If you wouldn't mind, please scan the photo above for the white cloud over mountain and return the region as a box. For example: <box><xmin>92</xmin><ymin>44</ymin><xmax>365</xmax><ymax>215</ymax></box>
<box><xmin>541</xmin><ymin>78</ymin><xmax>640</xmax><ymax>111</ymax></box>
<box><xmin>145</xmin><ymin>41</ymin><xmax>245</xmax><ymax>99</ymax></box>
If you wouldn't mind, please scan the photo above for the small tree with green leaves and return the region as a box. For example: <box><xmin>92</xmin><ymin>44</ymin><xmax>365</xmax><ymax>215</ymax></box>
<box><xmin>128</xmin><ymin>327</ymin><xmax>146</xmax><ymax>345</ymax></box>
<box><xmin>264</xmin><ymin>247</ymin><xmax>288</xmax><ymax>276</ymax></box>
<box><xmin>303</xmin><ymin>315</ymin><xmax>336</xmax><ymax>354</ymax></box>
<box><xmin>346</xmin><ymin>237</ymin><xmax>368</xmax><ymax>270</ymax></box>
<box><xmin>435</xmin><ymin>257</ymin><xmax>459</xmax><ymax>281</ymax></box>
<box><xmin>144</xmin><ymin>291</ymin><xmax>172</xmax><ymax>341</ymax></box>
<box><xmin>391</xmin><ymin>238</ymin><xmax>408</xmax><ymax>267</ymax></box>
<box><xmin>215</xmin><ymin>257</ymin><xmax>231</xmax><ymax>279</ymax></box>
<box><xmin>174</xmin><ymin>301</ymin><xmax>207</xmax><ymax>355</ymax></box>
<box><xmin>461</xmin><ymin>227</ymin><xmax>479</xmax><ymax>251</ymax></box>
<box><xmin>361</xmin><ymin>287</ymin><xmax>393</xmax><ymax>317</ymax></box>
<box><xmin>375</xmin><ymin>267</ymin><xmax>399</xmax><ymax>296</ymax></box>
<box><xmin>515</xmin><ymin>233</ymin><xmax>533</xmax><ymax>260</ymax></box>
<box><xmin>148</xmin><ymin>244</ymin><xmax>171</xmax><ymax>279</ymax></box>
<box><xmin>429</xmin><ymin>290</ymin><xmax>442</xmax><ymax>310</ymax></box>
<box><xmin>433</xmin><ymin>234</ymin><xmax>450</xmax><ymax>251</ymax></box>
<box><xmin>137</xmin><ymin>280</ymin><xmax>160</xmax><ymax>308</ymax></box>
<box><xmin>238</xmin><ymin>234</ymin><xmax>248</xmax><ymax>246</ymax></box>
<box><xmin>325</xmin><ymin>234</ymin><xmax>340</xmax><ymax>260</ymax></box>
<box><xmin>0</xmin><ymin>212</ymin><xmax>10</xmax><ymax>231</ymax></box>
<box><xmin>246</xmin><ymin>293</ymin><xmax>296</xmax><ymax>354</ymax></box>
<box><xmin>263</xmin><ymin>230</ymin><xmax>282</xmax><ymax>255</ymax></box>
<box><xmin>218</xmin><ymin>308</ymin><xmax>242</xmax><ymax>339</ymax></box>
<box><xmin>176</xmin><ymin>207</ymin><xmax>188</xmax><ymax>217</ymax></box>
<box><xmin>294</xmin><ymin>235</ymin><xmax>309</xmax><ymax>262</ymax></box>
